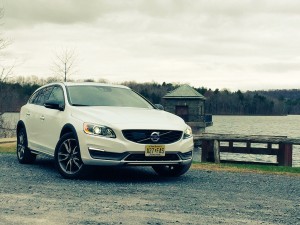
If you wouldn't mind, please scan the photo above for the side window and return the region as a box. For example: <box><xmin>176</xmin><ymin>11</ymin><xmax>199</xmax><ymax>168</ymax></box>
<box><xmin>33</xmin><ymin>87</ymin><xmax>54</xmax><ymax>106</ymax></box>
<box><xmin>48</xmin><ymin>86</ymin><xmax>65</xmax><ymax>104</ymax></box>
<box><xmin>28</xmin><ymin>90</ymin><xmax>40</xmax><ymax>104</ymax></box>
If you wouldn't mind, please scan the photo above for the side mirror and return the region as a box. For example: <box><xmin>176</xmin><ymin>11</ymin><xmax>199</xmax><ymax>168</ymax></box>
<box><xmin>154</xmin><ymin>104</ymin><xmax>164</xmax><ymax>110</ymax></box>
<box><xmin>44</xmin><ymin>100</ymin><xmax>64</xmax><ymax>111</ymax></box>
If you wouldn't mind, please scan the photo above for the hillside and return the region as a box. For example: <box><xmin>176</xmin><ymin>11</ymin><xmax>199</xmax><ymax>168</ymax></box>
<box><xmin>0</xmin><ymin>79</ymin><xmax>300</xmax><ymax>115</ymax></box>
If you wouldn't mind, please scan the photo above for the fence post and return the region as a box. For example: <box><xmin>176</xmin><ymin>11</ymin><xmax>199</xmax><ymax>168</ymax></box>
<box><xmin>201</xmin><ymin>140</ymin><xmax>209</xmax><ymax>162</ymax></box>
<box><xmin>213</xmin><ymin>140</ymin><xmax>220</xmax><ymax>163</ymax></box>
<box><xmin>278</xmin><ymin>143</ymin><xmax>293</xmax><ymax>167</ymax></box>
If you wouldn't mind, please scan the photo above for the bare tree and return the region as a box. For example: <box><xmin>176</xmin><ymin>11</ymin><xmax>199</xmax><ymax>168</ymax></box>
<box><xmin>0</xmin><ymin>8</ymin><xmax>15</xmax><ymax>137</ymax></box>
<box><xmin>0</xmin><ymin>7</ymin><xmax>13</xmax><ymax>83</ymax></box>
<box><xmin>0</xmin><ymin>8</ymin><xmax>9</xmax><ymax>51</ymax></box>
<box><xmin>0</xmin><ymin>63</ymin><xmax>14</xmax><ymax>82</ymax></box>
<box><xmin>0</xmin><ymin>7</ymin><xmax>11</xmax><ymax>99</ymax></box>
<box><xmin>52</xmin><ymin>48</ymin><xmax>77</xmax><ymax>82</ymax></box>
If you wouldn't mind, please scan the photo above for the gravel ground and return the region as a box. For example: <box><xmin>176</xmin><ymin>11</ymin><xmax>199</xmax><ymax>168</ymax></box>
<box><xmin>0</xmin><ymin>154</ymin><xmax>299</xmax><ymax>225</ymax></box>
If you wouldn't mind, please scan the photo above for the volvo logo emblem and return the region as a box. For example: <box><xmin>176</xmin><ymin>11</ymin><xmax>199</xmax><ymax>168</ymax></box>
<box><xmin>150</xmin><ymin>132</ymin><xmax>160</xmax><ymax>142</ymax></box>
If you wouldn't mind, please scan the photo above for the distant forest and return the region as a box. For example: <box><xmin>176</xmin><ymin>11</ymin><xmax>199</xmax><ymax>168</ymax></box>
<box><xmin>0</xmin><ymin>76</ymin><xmax>300</xmax><ymax>115</ymax></box>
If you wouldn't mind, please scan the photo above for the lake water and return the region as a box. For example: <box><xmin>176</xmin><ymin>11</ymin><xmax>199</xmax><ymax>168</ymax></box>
<box><xmin>0</xmin><ymin>112</ymin><xmax>19</xmax><ymax>138</ymax></box>
<box><xmin>205</xmin><ymin>115</ymin><xmax>300</xmax><ymax>167</ymax></box>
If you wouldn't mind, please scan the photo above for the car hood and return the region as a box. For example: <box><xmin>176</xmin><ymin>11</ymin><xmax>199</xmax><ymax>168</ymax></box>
<box><xmin>71</xmin><ymin>106</ymin><xmax>187</xmax><ymax>130</ymax></box>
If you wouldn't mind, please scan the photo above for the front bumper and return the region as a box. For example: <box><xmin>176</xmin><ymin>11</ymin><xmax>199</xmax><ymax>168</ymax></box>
<box><xmin>78</xmin><ymin>130</ymin><xmax>194</xmax><ymax>166</ymax></box>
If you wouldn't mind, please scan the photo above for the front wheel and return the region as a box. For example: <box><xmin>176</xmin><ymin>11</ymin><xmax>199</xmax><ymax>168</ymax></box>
<box><xmin>55</xmin><ymin>133</ymin><xmax>85</xmax><ymax>179</ymax></box>
<box><xmin>152</xmin><ymin>162</ymin><xmax>192</xmax><ymax>177</ymax></box>
<box><xmin>17</xmin><ymin>127</ymin><xmax>36</xmax><ymax>164</ymax></box>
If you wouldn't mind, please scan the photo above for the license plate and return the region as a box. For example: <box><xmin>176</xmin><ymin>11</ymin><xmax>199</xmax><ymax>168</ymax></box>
<box><xmin>145</xmin><ymin>145</ymin><xmax>165</xmax><ymax>157</ymax></box>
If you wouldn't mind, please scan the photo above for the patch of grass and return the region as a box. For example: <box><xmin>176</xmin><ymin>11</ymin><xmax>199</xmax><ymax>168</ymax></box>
<box><xmin>0</xmin><ymin>142</ymin><xmax>16</xmax><ymax>154</ymax></box>
<box><xmin>192</xmin><ymin>162</ymin><xmax>300</xmax><ymax>176</ymax></box>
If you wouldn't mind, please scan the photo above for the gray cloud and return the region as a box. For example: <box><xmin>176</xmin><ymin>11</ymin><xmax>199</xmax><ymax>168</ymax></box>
<box><xmin>2</xmin><ymin>0</ymin><xmax>300</xmax><ymax>90</ymax></box>
<box><xmin>3</xmin><ymin>0</ymin><xmax>109</xmax><ymax>27</ymax></box>
<box><xmin>255</xmin><ymin>62</ymin><xmax>300</xmax><ymax>73</ymax></box>
<box><xmin>4</xmin><ymin>0</ymin><xmax>300</xmax><ymax>27</ymax></box>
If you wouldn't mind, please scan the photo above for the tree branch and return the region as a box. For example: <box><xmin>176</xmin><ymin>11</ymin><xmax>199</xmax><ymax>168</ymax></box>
<box><xmin>52</xmin><ymin>48</ymin><xmax>78</xmax><ymax>81</ymax></box>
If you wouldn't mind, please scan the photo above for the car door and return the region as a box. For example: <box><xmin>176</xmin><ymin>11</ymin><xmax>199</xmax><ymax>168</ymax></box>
<box><xmin>24</xmin><ymin>87</ymin><xmax>51</xmax><ymax>149</ymax></box>
<box><xmin>38</xmin><ymin>85</ymin><xmax>66</xmax><ymax>154</ymax></box>
<box><xmin>27</xmin><ymin>86</ymin><xmax>54</xmax><ymax>151</ymax></box>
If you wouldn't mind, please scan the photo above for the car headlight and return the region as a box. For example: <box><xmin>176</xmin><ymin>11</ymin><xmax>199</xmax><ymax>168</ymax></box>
<box><xmin>83</xmin><ymin>123</ymin><xmax>116</xmax><ymax>138</ymax></box>
<box><xmin>183</xmin><ymin>126</ymin><xmax>193</xmax><ymax>139</ymax></box>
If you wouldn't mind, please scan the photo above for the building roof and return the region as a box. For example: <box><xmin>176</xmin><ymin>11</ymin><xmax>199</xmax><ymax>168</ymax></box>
<box><xmin>163</xmin><ymin>84</ymin><xmax>206</xmax><ymax>100</ymax></box>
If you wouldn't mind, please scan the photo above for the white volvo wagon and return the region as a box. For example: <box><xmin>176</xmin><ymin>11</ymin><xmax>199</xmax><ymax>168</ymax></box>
<box><xmin>17</xmin><ymin>82</ymin><xmax>194</xmax><ymax>178</ymax></box>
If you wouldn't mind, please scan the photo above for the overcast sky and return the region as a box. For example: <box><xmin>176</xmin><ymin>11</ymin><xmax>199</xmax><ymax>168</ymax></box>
<box><xmin>1</xmin><ymin>0</ymin><xmax>300</xmax><ymax>91</ymax></box>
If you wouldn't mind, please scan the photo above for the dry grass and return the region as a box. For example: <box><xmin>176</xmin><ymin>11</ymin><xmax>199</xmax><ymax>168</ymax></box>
<box><xmin>192</xmin><ymin>162</ymin><xmax>300</xmax><ymax>176</ymax></box>
<box><xmin>0</xmin><ymin>142</ymin><xmax>16</xmax><ymax>154</ymax></box>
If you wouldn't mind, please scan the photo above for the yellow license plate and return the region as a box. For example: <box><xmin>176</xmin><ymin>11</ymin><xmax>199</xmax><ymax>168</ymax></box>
<box><xmin>145</xmin><ymin>145</ymin><xmax>165</xmax><ymax>157</ymax></box>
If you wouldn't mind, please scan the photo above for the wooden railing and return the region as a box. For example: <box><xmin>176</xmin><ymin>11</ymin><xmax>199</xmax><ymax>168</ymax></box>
<box><xmin>193</xmin><ymin>133</ymin><xmax>300</xmax><ymax>167</ymax></box>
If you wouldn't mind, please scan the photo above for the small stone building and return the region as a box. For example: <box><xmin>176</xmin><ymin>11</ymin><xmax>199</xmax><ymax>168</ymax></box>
<box><xmin>163</xmin><ymin>84</ymin><xmax>207</xmax><ymax>134</ymax></box>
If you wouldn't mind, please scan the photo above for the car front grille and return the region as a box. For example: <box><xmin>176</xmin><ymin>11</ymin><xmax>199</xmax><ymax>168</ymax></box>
<box><xmin>122</xmin><ymin>130</ymin><xmax>183</xmax><ymax>144</ymax></box>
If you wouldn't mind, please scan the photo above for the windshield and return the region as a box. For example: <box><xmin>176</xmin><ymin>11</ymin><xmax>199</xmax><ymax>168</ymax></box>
<box><xmin>66</xmin><ymin>85</ymin><xmax>154</xmax><ymax>108</ymax></box>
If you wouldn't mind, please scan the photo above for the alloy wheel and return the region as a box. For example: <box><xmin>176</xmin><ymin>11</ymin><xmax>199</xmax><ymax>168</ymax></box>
<box><xmin>57</xmin><ymin>138</ymin><xmax>83</xmax><ymax>175</ymax></box>
<box><xmin>17</xmin><ymin>130</ymin><xmax>26</xmax><ymax>160</ymax></box>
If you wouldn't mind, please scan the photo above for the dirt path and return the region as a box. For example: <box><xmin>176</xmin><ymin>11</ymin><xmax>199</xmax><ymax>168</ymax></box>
<box><xmin>0</xmin><ymin>154</ymin><xmax>299</xmax><ymax>225</ymax></box>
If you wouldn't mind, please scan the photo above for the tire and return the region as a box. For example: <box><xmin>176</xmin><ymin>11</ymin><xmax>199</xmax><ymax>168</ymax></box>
<box><xmin>55</xmin><ymin>132</ymin><xmax>85</xmax><ymax>179</ymax></box>
<box><xmin>152</xmin><ymin>162</ymin><xmax>192</xmax><ymax>177</ymax></box>
<box><xmin>16</xmin><ymin>127</ymin><xmax>36</xmax><ymax>164</ymax></box>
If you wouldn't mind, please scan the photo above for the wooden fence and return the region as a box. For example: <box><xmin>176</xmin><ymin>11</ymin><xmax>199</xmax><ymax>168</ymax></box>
<box><xmin>194</xmin><ymin>133</ymin><xmax>300</xmax><ymax>167</ymax></box>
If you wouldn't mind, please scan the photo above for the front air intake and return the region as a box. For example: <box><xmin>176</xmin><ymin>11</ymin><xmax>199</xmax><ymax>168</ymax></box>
<box><xmin>122</xmin><ymin>130</ymin><xmax>183</xmax><ymax>144</ymax></box>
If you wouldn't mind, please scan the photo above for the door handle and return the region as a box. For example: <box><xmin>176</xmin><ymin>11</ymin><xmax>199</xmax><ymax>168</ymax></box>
<box><xmin>40</xmin><ymin>116</ymin><xmax>45</xmax><ymax>120</ymax></box>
